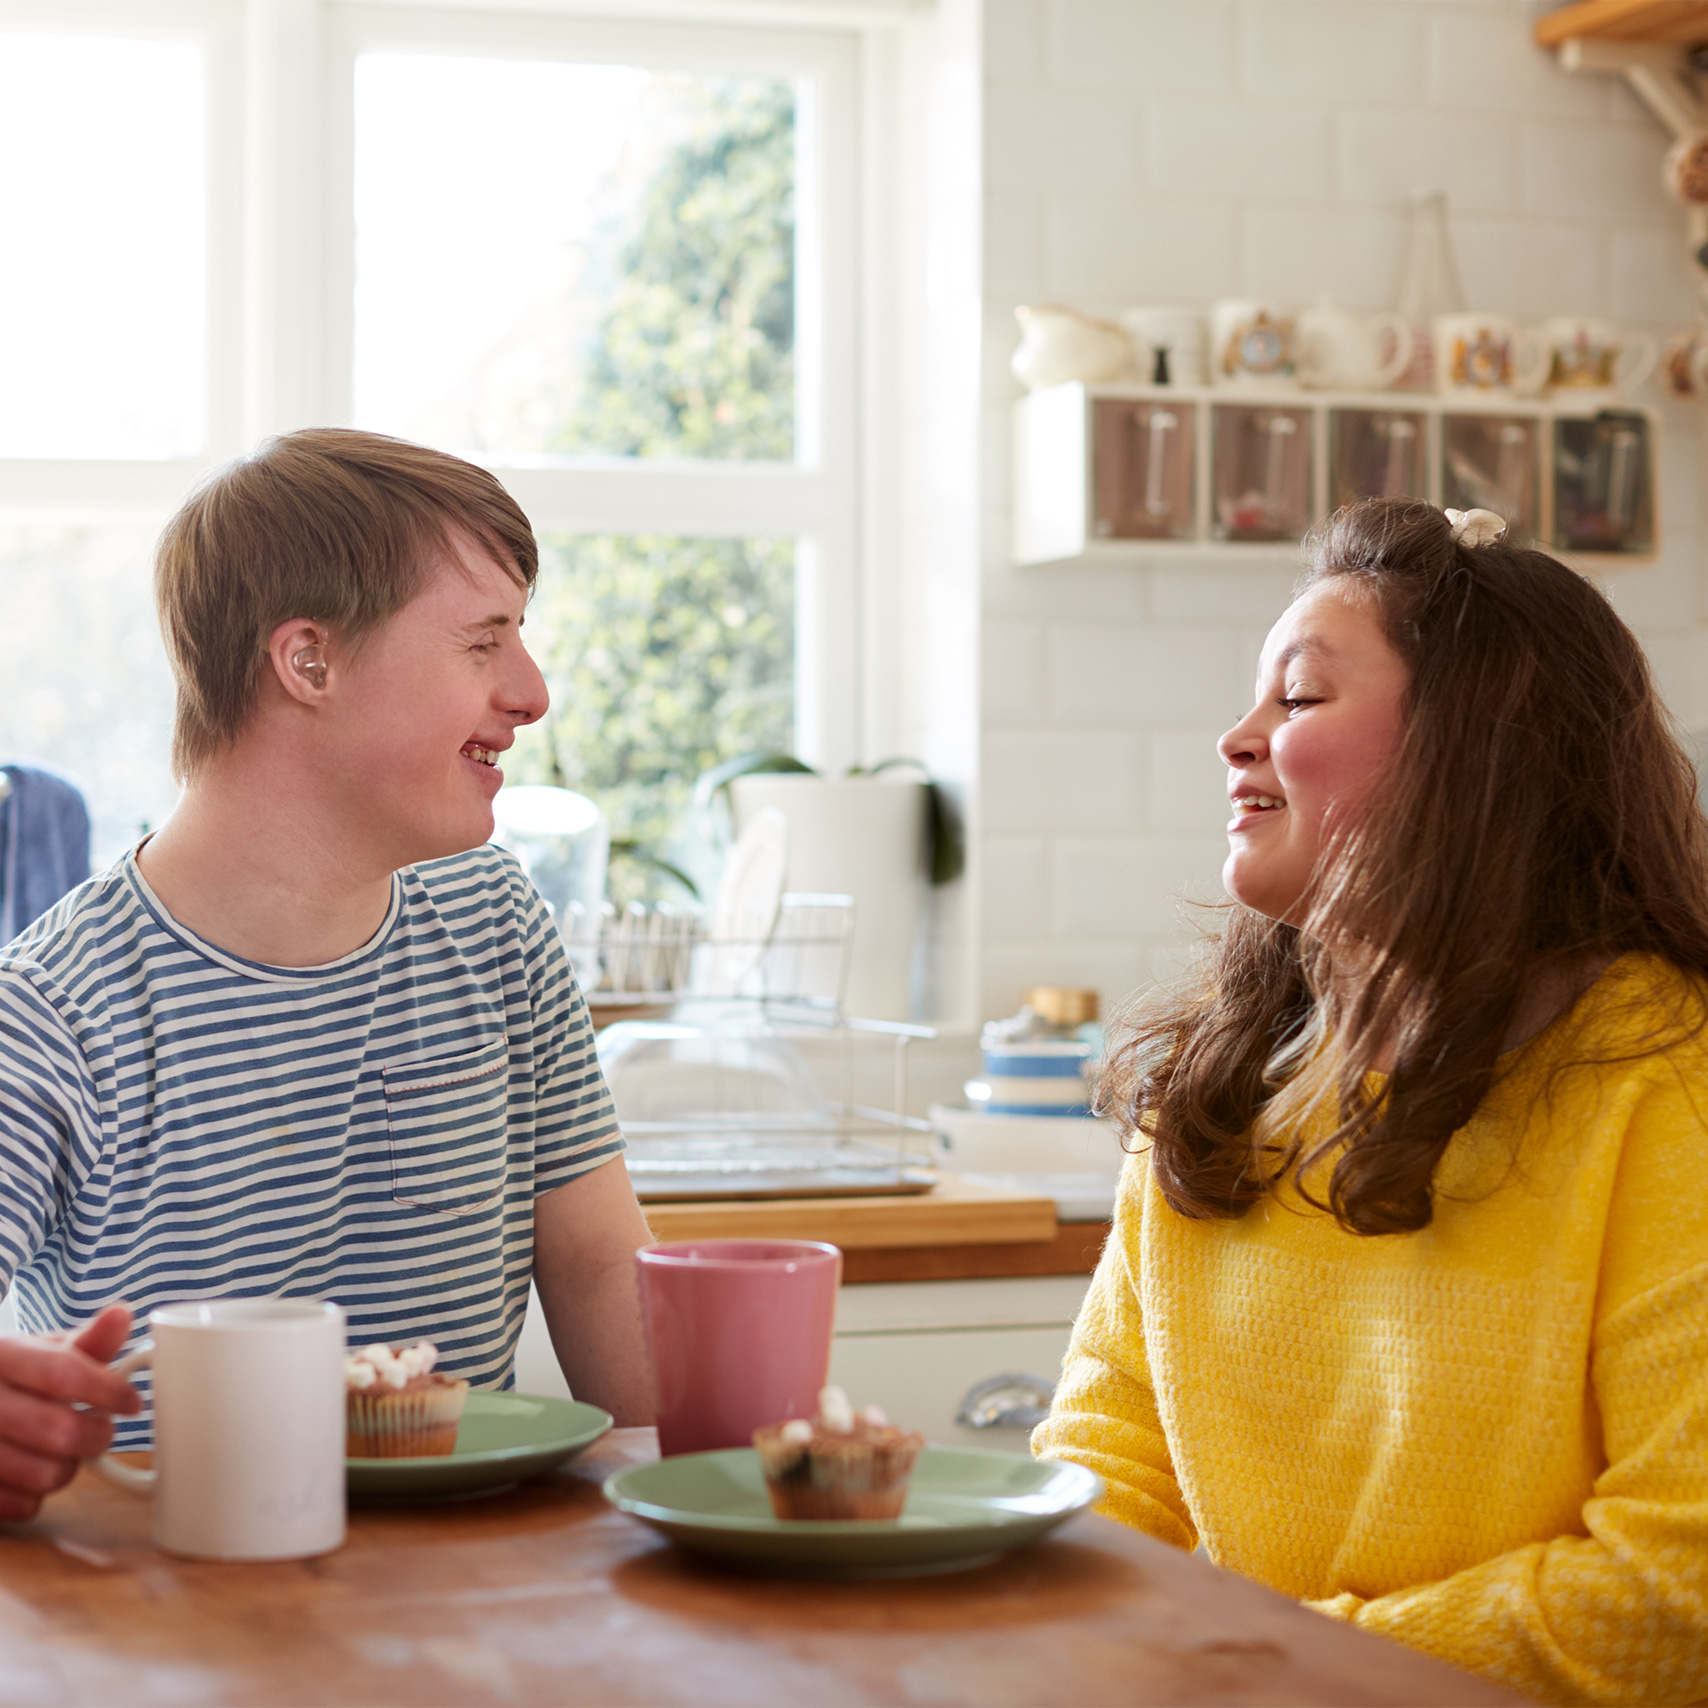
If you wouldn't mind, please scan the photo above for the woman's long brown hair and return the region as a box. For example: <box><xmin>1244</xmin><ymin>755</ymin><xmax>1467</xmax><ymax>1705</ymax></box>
<box><xmin>1101</xmin><ymin>498</ymin><xmax>1708</xmax><ymax>1235</ymax></box>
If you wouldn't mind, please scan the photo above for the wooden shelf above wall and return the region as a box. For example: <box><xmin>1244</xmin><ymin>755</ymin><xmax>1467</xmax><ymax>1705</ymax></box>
<box><xmin>1535</xmin><ymin>0</ymin><xmax>1708</xmax><ymax>45</ymax></box>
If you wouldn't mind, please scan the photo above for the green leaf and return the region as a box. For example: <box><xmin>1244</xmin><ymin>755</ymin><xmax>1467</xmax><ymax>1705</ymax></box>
<box><xmin>608</xmin><ymin>839</ymin><xmax>702</xmax><ymax>902</ymax></box>
<box><xmin>692</xmin><ymin>749</ymin><xmax>816</xmax><ymax>845</ymax></box>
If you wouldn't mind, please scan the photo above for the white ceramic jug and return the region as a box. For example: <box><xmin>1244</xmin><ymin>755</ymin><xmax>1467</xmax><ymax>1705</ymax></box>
<box><xmin>1297</xmin><ymin>302</ymin><xmax>1414</xmax><ymax>391</ymax></box>
<box><xmin>1011</xmin><ymin>305</ymin><xmax>1132</xmax><ymax>390</ymax></box>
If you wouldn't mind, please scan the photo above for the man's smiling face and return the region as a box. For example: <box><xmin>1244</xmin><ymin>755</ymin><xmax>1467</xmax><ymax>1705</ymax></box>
<box><xmin>322</xmin><ymin>526</ymin><xmax>548</xmax><ymax>870</ymax></box>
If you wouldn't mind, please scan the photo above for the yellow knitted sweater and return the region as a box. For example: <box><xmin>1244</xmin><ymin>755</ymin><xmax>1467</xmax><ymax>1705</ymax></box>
<box><xmin>1033</xmin><ymin>954</ymin><xmax>1708</xmax><ymax>1705</ymax></box>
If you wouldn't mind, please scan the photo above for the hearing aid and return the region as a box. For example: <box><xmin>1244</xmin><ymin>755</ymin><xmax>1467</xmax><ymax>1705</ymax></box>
<box><xmin>291</xmin><ymin>644</ymin><xmax>328</xmax><ymax>690</ymax></box>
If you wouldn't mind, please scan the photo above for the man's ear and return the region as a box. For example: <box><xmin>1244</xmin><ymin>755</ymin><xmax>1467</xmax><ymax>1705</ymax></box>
<box><xmin>267</xmin><ymin>619</ymin><xmax>332</xmax><ymax>707</ymax></box>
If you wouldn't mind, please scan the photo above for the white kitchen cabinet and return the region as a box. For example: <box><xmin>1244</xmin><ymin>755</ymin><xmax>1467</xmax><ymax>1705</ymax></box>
<box><xmin>830</xmin><ymin>1275</ymin><xmax>1089</xmax><ymax>1453</ymax></box>
<box><xmin>514</xmin><ymin>1273</ymin><xmax>1093</xmax><ymax>1455</ymax></box>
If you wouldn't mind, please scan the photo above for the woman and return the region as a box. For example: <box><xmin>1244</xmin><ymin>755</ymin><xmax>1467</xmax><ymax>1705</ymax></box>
<box><xmin>1033</xmin><ymin>499</ymin><xmax>1708</xmax><ymax>1704</ymax></box>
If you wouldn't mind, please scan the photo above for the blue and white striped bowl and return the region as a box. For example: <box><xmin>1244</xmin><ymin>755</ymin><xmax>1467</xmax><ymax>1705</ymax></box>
<box><xmin>978</xmin><ymin>1040</ymin><xmax>1092</xmax><ymax>1117</ymax></box>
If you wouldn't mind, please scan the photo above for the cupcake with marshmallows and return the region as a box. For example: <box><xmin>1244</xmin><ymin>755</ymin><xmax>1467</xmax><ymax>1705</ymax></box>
<box><xmin>344</xmin><ymin>1341</ymin><xmax>469</xmax><ymax>1458</ymax></box>
<box><xmin>752</xmin><ymin>1385</ymin><xmax>925</xmax><ymax>1520</ymax></box>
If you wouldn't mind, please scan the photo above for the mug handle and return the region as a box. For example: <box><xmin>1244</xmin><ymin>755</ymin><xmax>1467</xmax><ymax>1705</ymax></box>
<box><xmin>87</xmin><ymin>1341</ymin><xmax>153</xmax><ymax>1494</ymax></box>
<box><xmin>1617</xmin><ymin>332</ymin><xmax>1658</xmax><ymax>398</ymax></box>
<box><xmin>1369</xmin><ymin>312</ymin><xmax>1414</xmax><ymax>389</ymax></box>
<box><xmin>1512</xmin><ymin>327</ymin><xmax>1551</xmax><ymax>398</ymax></box>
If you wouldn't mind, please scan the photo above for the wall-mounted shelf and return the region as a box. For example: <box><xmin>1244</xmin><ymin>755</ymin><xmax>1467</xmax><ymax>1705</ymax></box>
<box><xmin>1536</xmin><ymin>1</ymin><xmax>1708</xmax><ymax>46</ymax></box>
<box><xmin>1012</xmin><ymin>382</ymin><xmax>1659</xmax><ymax>570</ymax></box>
<box><xmin>1539</xmin><ymin>4</ymin><xmax>1708</xmax><ymax>287</ymax></box>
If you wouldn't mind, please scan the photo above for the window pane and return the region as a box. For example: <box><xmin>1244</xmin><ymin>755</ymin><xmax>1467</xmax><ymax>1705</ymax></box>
<box><xmin>353</xmin><ymin>54</ymin><xmax>795</xmax><ymax>463</ymax></box>
<box><xmin>0</xmin><ymin>526</ymin><xmax>177</xmax><ymax>864</ymax></box>
<box><xmin>505</xmin><ymin>536</ymin><xmax>794</xmax><ymax>896</ymax></box>
<box><xmin>0</xmin><ymin>35</ymin><xmax>205</xmax><ymax>458</ymax></box>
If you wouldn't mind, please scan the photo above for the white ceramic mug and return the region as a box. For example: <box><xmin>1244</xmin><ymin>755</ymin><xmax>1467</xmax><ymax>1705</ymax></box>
<box><xmin>1542</xmin><ymin>316</ymin><xmax>1658</xmax><ymax>402</ymax></box>
<box><xmin>1297</xmin><ymin>302</ymin><xmax>1414</xmax><ymax>391</ymax></box>
<box><xmin>1120</xmin><ymin>306</ymin><xmax>1207</xmax><ymax>387</ymax></box>
<box><xmin>92</xmin><ymin>1299</ymin><xmax>346</xmax><ymax>1561</ymax></box>
<box><xmin>1434</xmin><ymin>313</ymin><xmax>1548</xmax><ymax>397</ymax></box>
<box><xmin>1211</xmin><ymin>299</ymin><xmax>1299</xmax><ymax>389</ymax></box>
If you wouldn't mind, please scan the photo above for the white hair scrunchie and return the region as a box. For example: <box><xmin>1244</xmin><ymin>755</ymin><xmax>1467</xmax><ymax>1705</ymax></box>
<box><xmin>1444</xmin><ymin>507</ymin><xmax>1506</xmax><ymax>548</ymax></box>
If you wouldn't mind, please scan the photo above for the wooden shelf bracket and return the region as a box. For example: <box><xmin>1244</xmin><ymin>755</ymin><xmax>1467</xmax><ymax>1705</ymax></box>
<box><xmin>1552</xmin><ymin>35</ymin><xmax>1708</xmax><ymax>294</ymax></box>
<box><xmin>1559</xmin><ymin>36</ymin><xmax>1704</xmax><ymax>135</ymax></box>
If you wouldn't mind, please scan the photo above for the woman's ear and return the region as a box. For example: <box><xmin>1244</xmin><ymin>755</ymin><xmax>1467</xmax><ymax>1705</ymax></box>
<box><xmin>267</xmin><ymin>619</ymin><xmax>332</xmax><ymax>706</ymax></box>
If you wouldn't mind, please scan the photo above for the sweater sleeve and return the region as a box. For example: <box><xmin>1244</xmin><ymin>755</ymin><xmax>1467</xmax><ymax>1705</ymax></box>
<box><xmin>1030</xmin><ymin>1155</ymin><xmax>1197</xmax><ymax>1551</ymax></box>
<box><xmin>1307</xmin><ymin>1259</ymin><xmax>1708</xmax><ymax>1704</ymax></box>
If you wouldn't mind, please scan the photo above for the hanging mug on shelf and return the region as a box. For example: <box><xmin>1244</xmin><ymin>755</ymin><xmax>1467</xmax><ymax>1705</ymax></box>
<box><xmin>1541</xmin><ymin>317</ymin><xmax>1657</xmax><ymax>404</ymax></box>
<box><xmin>1120</xmin><ymin>306</ymin><xmax>1207</xmax><ymax>387</ymax></box>
<box><xmin>1296</xmin><ymin>301</ymin><xmax>1414</xmax><ymax>392</ymax></box>
<box><xmin>1211</xmin><ymin>300</ymin><xmax>1300</xmax><ymax>389</ymax></box>
<box><xmin>1664</xmin><ymin>325</ymin><xmax>1708</xmax><ymax>400</ymax></box>
<box><xmin>1433</xmin><ymin>313</ymin><xmax>1549</xmax><ymax>398</ymax></box>
<box><xmin>1011</xmin><ymin>305</ymin><xmax>1133</xmax><ymax>391</ymax></box>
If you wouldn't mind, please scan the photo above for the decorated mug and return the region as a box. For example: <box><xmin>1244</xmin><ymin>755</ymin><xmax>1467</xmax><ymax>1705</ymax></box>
<box><xmin>1542</xmin><ymin>316</ymin><xmax>1657</xmax><ymax>402</ymax></box>
<box><xmin>1664</xmin><ymin>325</ymin><xmax>1708</xmax><ymax>400</ymax></box>
<box><xmin>1433</xmin><ymin>313</ymin><xmax>1549</xmax><ymax>398</ymax></box>
<box><xmin>1211</xmin><ymin>299</ymin><xmax>1300</xmax><ymax>389</ymax></box>
<box><xmin>1297</xmin><ymin>301</ymin><xmax>1414</xmax><ymax>392</ymax></box>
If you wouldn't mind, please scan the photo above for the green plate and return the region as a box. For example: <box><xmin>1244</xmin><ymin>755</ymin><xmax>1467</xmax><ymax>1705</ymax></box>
<box><xmin>604</xmin><ymin>1446</ymin><xmax>1101</xmax><ymax>1577</ymax></box>
<box><xmin>347</xmin><ymin>1391</ymin><xmax>612</xmax><ymax>1503</ymax></box>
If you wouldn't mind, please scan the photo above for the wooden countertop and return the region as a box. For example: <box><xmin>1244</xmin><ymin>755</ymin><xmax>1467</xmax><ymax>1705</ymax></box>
<box><xmin>8</xmin><ymin>1429</ymin><xmax>1523</xmax><ymax>1707</ymax></box>
<box><xmin>644</xmin><ymin>1173</ymin><xmax>1058</xmax><ymax>1250</ymax></box>
<box><xmin>642</xmin><ymin>1174</ymin><xmax>1110</xmax><ymax>1283</ymax></box>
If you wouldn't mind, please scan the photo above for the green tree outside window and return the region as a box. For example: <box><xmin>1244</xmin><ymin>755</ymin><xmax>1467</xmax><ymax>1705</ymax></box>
<box><xmin>507</xmin><ymin>77</ymin><xmax>799</xmax><ymax>901</ymax></box>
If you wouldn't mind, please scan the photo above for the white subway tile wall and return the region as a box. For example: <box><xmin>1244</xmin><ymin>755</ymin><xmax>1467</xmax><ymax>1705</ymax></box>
<box><xmin>979</xmin><ymin>0</ymin><xmax>1708</xmax><ymax>1022</ymax></box>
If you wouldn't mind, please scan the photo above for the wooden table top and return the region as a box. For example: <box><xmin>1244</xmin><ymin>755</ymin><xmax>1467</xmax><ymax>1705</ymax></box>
<box><xmin>3</xmin><ymin>1430</ymin><xmax>1522</xmax><ymax>1707</ymax></box>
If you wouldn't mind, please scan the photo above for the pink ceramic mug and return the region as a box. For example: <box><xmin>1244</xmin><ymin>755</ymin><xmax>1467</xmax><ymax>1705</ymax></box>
<box><xmin>636</xmin><ymin>1239</ymin><xmax>842</xmax><ymax>1457</ymax></box>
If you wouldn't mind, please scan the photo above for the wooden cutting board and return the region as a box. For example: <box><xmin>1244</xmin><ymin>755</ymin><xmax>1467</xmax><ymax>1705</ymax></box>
<box><xmin>642</xmin><ymin>1174</ymin><xmax>1058</xmax><ymax>1250</ymax></box>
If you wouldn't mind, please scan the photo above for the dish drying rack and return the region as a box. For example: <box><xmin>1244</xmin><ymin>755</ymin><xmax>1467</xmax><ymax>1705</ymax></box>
<box><xmin>568</xmin><ymin>892</ymin><xmax>855</xmax><ymax>1012</ymax></box>
<box><xmin>607</xmin><ymin>1011</ymin><xmax>941</xmax><ymax>1202</ymax></box>
<box><xmin>580</xmin><ymin>894</ymin><xmax>940</xmax><ymax>1201</ymax></box>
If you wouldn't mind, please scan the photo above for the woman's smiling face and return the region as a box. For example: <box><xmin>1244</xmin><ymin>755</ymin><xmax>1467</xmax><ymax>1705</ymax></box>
<box><xmin>1218</xmin><ymin>580</ymin><xmax>1412</xmax><ymax>924</ymax></box>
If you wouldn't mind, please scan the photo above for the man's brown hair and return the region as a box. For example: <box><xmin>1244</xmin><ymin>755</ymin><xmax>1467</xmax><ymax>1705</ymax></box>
<box><xmin>155</xmin><ymin>428</ymin><xmax>539</xmax><ymax>778</ymax></box>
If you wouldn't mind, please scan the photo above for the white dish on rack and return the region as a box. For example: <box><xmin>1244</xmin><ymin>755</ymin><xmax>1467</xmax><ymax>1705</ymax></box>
<box><xmin>699</xmin><ymin>809</ymin><xmax>788</xmax><ymax>994</ymax></box>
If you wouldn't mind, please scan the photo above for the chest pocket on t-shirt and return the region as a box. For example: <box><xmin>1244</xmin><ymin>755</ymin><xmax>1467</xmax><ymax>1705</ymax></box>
<box><xmin>382</xmin><ymin>1037</ymin><xmax>509</xmax><ymax>1216</ymax></box>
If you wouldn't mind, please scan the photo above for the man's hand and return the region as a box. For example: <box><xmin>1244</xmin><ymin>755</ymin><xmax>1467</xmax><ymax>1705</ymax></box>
<box><xmin>534</xmin><ymin>1159</ymin><xmax>655</xmax><ymax>1425</ymax></box>
<box><xmin>0</xmin><ymin>1304</ymin><xmax>141</xmax><ymax>1521</ymax></box>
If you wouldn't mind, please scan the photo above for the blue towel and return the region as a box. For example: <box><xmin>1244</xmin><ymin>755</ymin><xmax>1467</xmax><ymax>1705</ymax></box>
<box><xmin>0</xmin><ymin>763</ymin><xmax>91</xmax><ymax>946</ymax></box>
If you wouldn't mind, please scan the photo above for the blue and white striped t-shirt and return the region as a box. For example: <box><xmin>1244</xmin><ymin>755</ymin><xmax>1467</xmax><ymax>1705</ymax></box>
<box><xmin>0</xmin><ymin>842</ymin><xmax>622</xmax><ymax>1444</ymax></box>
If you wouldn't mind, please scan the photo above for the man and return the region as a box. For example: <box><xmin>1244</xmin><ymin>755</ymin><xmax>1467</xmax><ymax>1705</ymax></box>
<box><xmin>0</xmin><ymin>429</ymin><xmax>653</xmax><ymax>1516</ymax></box>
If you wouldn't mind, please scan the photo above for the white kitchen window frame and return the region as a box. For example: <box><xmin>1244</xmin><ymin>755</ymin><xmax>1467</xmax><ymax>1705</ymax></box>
<box><xmin>0</xmin><ymin>0</ymin><xmax>867</xmax><ymax>771</ymax></box>
<box><xmin>0</xmin><ymin>0</ymin><xmax>245</xmax><ymax>514</ymax></box>
<box><xmin>324</xmin><ymin>4</ymin><xmax>864</xmax><ymax>766</ymax></box>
